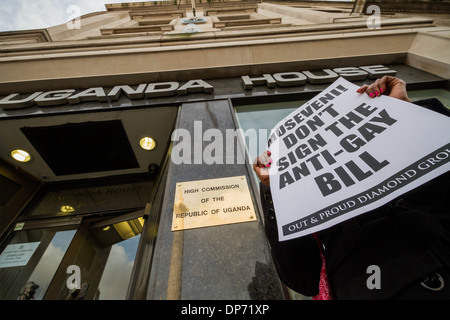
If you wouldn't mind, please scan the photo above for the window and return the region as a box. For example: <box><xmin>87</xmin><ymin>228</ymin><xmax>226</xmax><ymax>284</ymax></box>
<box><xmin>234</xmin><ymin>98</ymin><xmax>308</xmax><ymax>185</ymax></box>
<box><xmin>408</xmin><ymin>88</ymin><xmax>450</xmax><ymax>108</ymax></box>
<box><xmin>0</xmin><ymin>225</ymin><xmax>77</xmax><ymax>300</ymax></box>
<box><xmin>26</xmin><ymin>180</ymin><xmax>154</xmax><ymax>218</ymax></box>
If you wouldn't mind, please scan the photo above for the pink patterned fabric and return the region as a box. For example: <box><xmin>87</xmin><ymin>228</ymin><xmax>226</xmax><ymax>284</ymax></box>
<box><xmin>312</xmin><ymin>233</ymin><xmax>333</xmax><ymax>300</ymax></box>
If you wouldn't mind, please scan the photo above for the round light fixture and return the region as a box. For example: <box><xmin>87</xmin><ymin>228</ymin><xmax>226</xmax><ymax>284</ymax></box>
<box><xmin>60</xmin><ymin>205</ymin><xmax>75</xmax><ymax>213</ymax></box>
<box><xmin>11</xmin><ymin>149</ymin><xmax>31</xmax><ymax>163</ymax></box>
<box><xmin>139</xmin><ymin>137</ymin><xmax>156</xmax><ymax>150</ymax></box>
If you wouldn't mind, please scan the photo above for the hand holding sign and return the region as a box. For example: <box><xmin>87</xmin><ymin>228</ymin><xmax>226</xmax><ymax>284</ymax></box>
<box><xmin>256</xmin><ymin>77</ymin><xmax>450</xmax><ymax>241</ymax></box>
<box><xmin>253</xmin><ymin>150</ymin><xmax>272</xmax><ymax>186</ymax></box>
<box><xmin>356</xmin><ymin>76</ymin><xmax>411</xmax><ymax>102</ymax></box>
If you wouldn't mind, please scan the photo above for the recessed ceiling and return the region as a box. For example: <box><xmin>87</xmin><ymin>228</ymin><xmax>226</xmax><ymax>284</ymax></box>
<box><xmin>21</xmin><ymin>120</ymin><xmax>139</xmax><ymax>176</ymax></box>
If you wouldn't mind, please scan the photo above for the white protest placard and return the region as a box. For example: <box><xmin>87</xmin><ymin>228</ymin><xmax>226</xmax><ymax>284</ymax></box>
<box><xmin>268</xmin><ymin>78</ymin><xmax>450</xmax><ymax>241</ymax></box>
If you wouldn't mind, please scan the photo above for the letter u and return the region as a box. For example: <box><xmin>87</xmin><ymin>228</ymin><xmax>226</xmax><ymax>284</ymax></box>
<box><xmin>0</xmin><ymin>92</ymin><xmax>42</xmax><ymax>109</ymax></box>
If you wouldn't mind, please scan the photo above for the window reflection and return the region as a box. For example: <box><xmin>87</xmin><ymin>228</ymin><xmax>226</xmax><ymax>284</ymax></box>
<box><xmin>234</xmin><ymin>100</ymin><xmax>307</xmax><ymax>186</ymax></box>
<box><xmin>97</xmin><ymin>218</ymin><xmax>143</xmax><ymax>300</ymax></box>
<box><xmin>234</xmin><ymin>100</ymin><xmax>306</xmax><ymax>164</ymax></box>
<box><xmin>0</xmin><ymin>216</ymin><xmax>144</xmax><ymax>300</ymax></box>
<box><xmin>97</xmin><ymin>234</ymin><xmax>141</xmax><ymax>300</ymax></box>
<box><xmin>66</xmin><ymin>217</ymin><xmax>144</xmax><ymax>300</ymax></box>
<box><xmin>26</xmin><ymin>230</ymin><xmax>77</xmax><ymax>300</ymax></box>
<box><xmin>408</xmin><ymin>88</ymin><xmax>450</xmax><ymax>108</ymax></box>
<box><xmin>0</xmin><ymin>227</ymin><xmax>77</xmax><ymax>300</ymax></box>
<box><xmin>26</xmin><ymin>181</ymin><xmax>153</xmax><ymax>217</ymax></box>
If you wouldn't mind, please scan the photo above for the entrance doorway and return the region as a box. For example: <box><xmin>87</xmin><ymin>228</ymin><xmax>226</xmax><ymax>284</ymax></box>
<box><xmin>0</xmin><ymin>222</ymin><xmax>78</xmax><ymax>300</ymax></box>
<box><xmin>0</xmin><ymin>213</ymin><xmax>144</xmax><ymax>300</ymax></box>
<box><xmin>0</xmin><ymin>160</ymin><xmax>168</xmax><ymax>300</ymax></box>
<box><xmin>0</xmin><ymin>104</ymin><xmax>177</xmax><ymax>300</ymax></box>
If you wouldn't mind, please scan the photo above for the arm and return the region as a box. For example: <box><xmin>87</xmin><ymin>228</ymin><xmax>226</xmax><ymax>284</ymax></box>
<box><xmin>254</xmin><ymin>152</ymin><xmax>322</xmax><ymax>295</ymax></box>
<box><xmin>259</xmin><ymin>183</ymin><xmax>321</xmax><ymax>296</ymax></box>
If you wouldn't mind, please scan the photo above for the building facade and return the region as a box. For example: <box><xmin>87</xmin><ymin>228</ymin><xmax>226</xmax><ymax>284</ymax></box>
<box><xmin>0</xmin><ymin>0</ymin><xmax>449</xmax><ymax>300</ymax></box>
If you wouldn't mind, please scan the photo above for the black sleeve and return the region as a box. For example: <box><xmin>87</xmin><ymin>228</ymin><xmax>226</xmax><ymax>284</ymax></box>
<box><xmin>260</xmin><ymin>183</ymin><xmax>321</xmax><ymax>296</ymax></box>
<box><xmin>413</xmin><ymin>98</ymin><xmax>450</xmax><ymax>117</ymax></box>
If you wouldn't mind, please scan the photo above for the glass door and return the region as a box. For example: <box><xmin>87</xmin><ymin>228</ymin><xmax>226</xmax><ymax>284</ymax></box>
<box><xmin>0</xmin><ymin>149</ymin><xmax>170</xmax><ymax>300</ymax></box>
<box><xmin>0</xmin><ymin>213</ymin><xmax>145</xmax><ymax>300</ymax></box>
<box><xmin>49</xmin><ymin>214</ymin><xmax>146</xmax><ymax>300</ymax></box>
<box><xmin>0</xmin><ymin>222</ymin><xmax>79</xmax><ymax>300</ymax></box>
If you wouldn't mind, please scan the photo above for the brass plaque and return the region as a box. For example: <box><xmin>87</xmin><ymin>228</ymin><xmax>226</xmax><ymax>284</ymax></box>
<box><xmin>172</xmin><ymin>175</ymin><xmax>257</xmax><ymax>231</ymax></box>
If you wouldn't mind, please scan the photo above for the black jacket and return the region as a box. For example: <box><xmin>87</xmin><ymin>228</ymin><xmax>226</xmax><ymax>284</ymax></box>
<box><xmin>261</xmin><ymin>98</ymin><xmax>450</xmax><ymax>299</ymax></box>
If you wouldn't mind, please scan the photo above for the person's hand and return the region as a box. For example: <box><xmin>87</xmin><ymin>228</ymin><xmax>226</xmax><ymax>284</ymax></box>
<box><xmin>253</xmin><ymin>150</ymin><xmax>272</xmax><ymax>186</ymax></box>
<box><xmin>356</xmin><ymin>76</ymin><xmax>411</xmax><ymax>102</ymax></box>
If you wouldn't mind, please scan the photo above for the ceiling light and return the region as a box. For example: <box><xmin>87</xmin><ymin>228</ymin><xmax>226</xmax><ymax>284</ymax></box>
<box><xmin>139</xmin><ymin>137</ymin><xmax>156</xmax><ymax>150</ymax></box>
<box><xmin>60</xmin><ymin>205</ymin><xmax>75</xmax><ymax>213</ymax></box>
<box><xmin>11</xmin><ymin>149</ymin><xmax>31</xmax><ymax>162</ymax></box>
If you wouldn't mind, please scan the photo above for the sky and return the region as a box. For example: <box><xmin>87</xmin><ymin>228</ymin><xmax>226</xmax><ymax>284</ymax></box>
<box><xmin>0</xmin><ymin>0</ymin><xmax>152</xmax><ymax>32</ymax></box>
<box><xmin>0</xmin><ymin>0</ymin><xmax>352</xmax><ymax>32</ymax></box>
